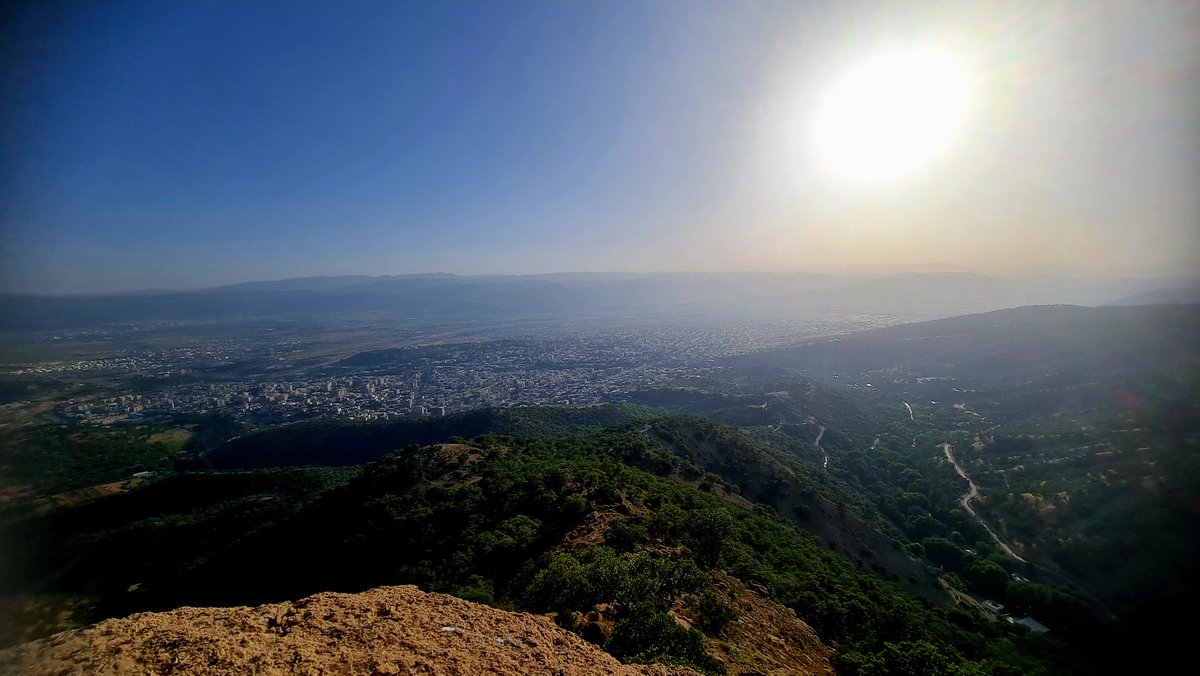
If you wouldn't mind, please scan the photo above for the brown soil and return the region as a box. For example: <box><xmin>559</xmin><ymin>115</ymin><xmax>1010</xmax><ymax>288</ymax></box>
<box><xmin>28</xmin><ymin>477</ymin><xmax>149</xmax><ymax>515</ymax></box>
<box><xmin>561</xmin><ymin>494</ymin><xmax>647</xmax><ymax>552</ymax></box>
<box><xmin>563</xmin><ymin>508</ymin><xmax>630</xmax><ymax>551</ymax></box>
<box><xmin>676</xmin><ymin>573</ymin><xmax>834</xmax><ymax>676</ymax></box>
<box><xmin>0</xmin><ymin>586</ymin><xmax>696</xmax><ymax>675</ymax></box>
<box><xmin>0</xmin><ymin>483</ymin><xmax>38</xmax><ymax>507</ymax></box>
<box><xmin>427</xmin><ymin>443</ymin><xmax>492</xmax><ymax>490</ymax></box>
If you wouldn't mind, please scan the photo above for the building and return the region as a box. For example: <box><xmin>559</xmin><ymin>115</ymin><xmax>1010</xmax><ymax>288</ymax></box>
<box><xmin>1017</xmin><ymin>617</ymin><xmax>1049</xmax><ymax>634</ymax></box>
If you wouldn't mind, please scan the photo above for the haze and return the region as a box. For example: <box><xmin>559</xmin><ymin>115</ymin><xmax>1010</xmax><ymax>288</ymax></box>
<box><xmin>2</xmin><ymin>0</ymin><xmax>1197</xmax><ymax>294</ymax></box>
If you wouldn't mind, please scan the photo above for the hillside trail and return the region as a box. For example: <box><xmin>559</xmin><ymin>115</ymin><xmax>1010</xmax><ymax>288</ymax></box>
<box><xmin>766</xmin><ymin>414</ymin><xmax>826</xmax><ymax>470</ymax></box>
<box><xmin>898</xmin><ymin>398</ymin><xmax>1023</xmax><ymax>562</ymax></box>
<box><xmin>814</xmin><ymin>426</ymin><xmax>827</xmax><ymax>469</ymax></box>
<box><xmin>941</xmin><ymin>442</ymin><xmax>1026</xmax><ymax>563</ymax></box>
<box><xmin>935</xmin><ymin>425</ymin><xmax>1122</xmax><ymax>621</ymax></box>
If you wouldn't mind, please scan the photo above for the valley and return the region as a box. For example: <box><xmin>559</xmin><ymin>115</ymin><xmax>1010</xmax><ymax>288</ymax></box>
<box><xmin>1</xmin><ymin>302</ymin><xmax>1196</xmax><ymax>674</ymax></box>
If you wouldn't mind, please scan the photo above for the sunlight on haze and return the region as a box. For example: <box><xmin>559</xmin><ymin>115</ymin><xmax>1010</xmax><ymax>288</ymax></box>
<box><xmin>811</xmin><ymin>48</ymin><xmax>969</xmax><ymax>182</ymax></box>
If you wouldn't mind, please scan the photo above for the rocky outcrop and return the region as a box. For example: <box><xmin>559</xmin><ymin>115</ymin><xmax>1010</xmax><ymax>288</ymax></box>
<box><xmin>0</xmin><ymin>586</ymin><xmax>695</xmax><ymax>675</ymax></box>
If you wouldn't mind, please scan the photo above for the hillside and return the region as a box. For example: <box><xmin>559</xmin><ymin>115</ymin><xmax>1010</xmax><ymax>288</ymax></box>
<box><xmin>200</xmin><ymin>406</ymin><xmax>949</xmax><ymax>604</ymax></box>
<box><xmin>203</xmin><ymin>403</ymin><xmax>658</xmax><ymax>468</ymax></box>
<box><xmin>646</xmin><ymin>418</ymin><xmax>945</xmax><ymax>604</ymax></box>
<box><xmin>0</xmin><ymin>585</ymin><xmax>699</xmax><ymax>675</ymax></box>
<box><xmin>720</xmin><ymin>303</ymin><xmax>1200</xmax><ymax>664</ymax></box>
<box><xmin>735</xmin><ymin>304</ymin><xmax>1199</xmax><ymax>391</ymax></box>
<box><xmin>0</xmin><ymin>433</ymin><xmax>1068</xmax><ymax>674</ymax></box>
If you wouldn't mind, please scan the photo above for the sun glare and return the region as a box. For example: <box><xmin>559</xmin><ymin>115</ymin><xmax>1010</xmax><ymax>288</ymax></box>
<box><xmin>813</xmin><ymin>49</ymin><xmax>968</xmax><ymax>181</ymax></box>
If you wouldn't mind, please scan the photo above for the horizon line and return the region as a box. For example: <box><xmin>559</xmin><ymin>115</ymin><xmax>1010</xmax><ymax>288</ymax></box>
<box><xmin>6</xmin><ymin>266</ymin><xmax>1199</xmax><ymax>298</ymax></box>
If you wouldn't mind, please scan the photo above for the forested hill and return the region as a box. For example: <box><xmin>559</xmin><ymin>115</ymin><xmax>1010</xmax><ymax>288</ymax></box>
<box><xmin>721</xmin><ymin>302</ymin><xmax>1200</xmax><ymax>668</ymax></box>
<box><xmin>1</xmin><ymin>428</ymin><xmax>1080</xmax><ymax>675</ymax></box>
<box><xmin>733</xmin><ymin>304</ymin><xmax>1200</xmax><ymax>385</ymax></box>
<box><xmin>203</xmin><ymin>403</ymin><xmax>658</xmax><ymax>468</ymax></box>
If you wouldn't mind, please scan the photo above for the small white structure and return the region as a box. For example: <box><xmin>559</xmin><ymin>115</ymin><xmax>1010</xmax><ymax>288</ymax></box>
<box><xmin>1017</xmin><ymin>617</ymin><xmax>1050</xmax><ymax>634</ymax></box>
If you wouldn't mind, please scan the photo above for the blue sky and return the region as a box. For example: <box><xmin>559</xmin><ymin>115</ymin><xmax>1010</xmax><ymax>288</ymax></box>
<box><xmin>2</xmin><ymin>1</ymin><xmax>1197</xmax><ymax>293</ymax></box>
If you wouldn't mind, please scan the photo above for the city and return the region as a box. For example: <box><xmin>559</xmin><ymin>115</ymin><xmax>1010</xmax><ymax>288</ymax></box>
<box><xmin>4</xmin><ymin>313</ymin><xmax>900</xmax><ymax>426</ymax></box>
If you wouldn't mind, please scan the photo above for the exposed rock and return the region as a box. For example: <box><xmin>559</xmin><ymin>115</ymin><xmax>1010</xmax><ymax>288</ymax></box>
<box><xmin>574</xmin><ymin>603</ymin><xmax>616</xmax><ymax>646</ymax></box>
<box><xmin>581</xmin><ymin>621</ymin><xmax>610</xmax><ymax>646</ymax></box>
<box><xmin>0</xmin><ymin>586</ymin><xmax>695</xmax><ymax>675</ymax></box>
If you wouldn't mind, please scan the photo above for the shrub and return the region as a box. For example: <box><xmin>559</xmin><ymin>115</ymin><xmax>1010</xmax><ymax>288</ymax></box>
<box><xmin>697</xmin><ymin>591</ymin><xmax>739</xmax><ymax>636</ymax></box>
<box><xmin>608</xmin><ymin>602</ymin><xmax>725</xmax><ymax>675</ymax></box>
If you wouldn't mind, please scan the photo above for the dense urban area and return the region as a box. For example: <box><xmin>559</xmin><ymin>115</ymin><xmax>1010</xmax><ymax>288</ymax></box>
<box><xmin>5</xmin><ymin>315</ymin><xmax>898</xmax><ymax>426</ymax></box>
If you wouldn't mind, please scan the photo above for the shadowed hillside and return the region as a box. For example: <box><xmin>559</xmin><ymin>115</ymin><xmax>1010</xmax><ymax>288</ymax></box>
<box><xmin>204</xmin><ymin>403</ymin><xmax>659</xmax><ymax>468</ymax></box>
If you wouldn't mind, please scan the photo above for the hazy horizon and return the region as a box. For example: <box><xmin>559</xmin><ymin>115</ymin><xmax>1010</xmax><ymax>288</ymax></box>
<box><xmin>5</xmin><ymin>264</ymin><xmax>1198</xmax><ymax>301</ymax></box>
<box><xmin>10</xmin><ymin>267</ymin><xmax>1200</xmax><ymax>298</ymax></box>
<box><xmin>3</xmin><ymin>0</ymin><xmax>1198</xmax><ymax>294</ymax></box>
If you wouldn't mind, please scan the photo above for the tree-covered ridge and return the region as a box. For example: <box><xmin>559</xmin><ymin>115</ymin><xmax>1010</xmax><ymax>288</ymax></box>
<box><xmin>0</xmin><ymin>413</ymin><xmax>243</xmax><ymax>498</ymax></box>
<box><xmin>638</xmin><ymin>304</ymin><xmax>1200</xmax><ymax>669</ymax></box>
<box><xmin>202</xmin><ymin>403</ymin><xmax>659</xmax><ymax>468</ymax></box>
<box><xmin>1</xmin><ymin>430</ymin><xmax>1075</xmax><ymax>674</ymax></box>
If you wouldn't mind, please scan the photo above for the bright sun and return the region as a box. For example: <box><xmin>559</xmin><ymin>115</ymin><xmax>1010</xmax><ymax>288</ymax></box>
<box><xmin>813</xmin><ymin>49</ymin><xmax>968</xmax><ymax>181</ymax></box>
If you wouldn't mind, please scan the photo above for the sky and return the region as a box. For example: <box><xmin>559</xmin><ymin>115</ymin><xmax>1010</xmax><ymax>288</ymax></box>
<box><xmin>1</xmin><ymin>0</ymin><xmax>1197</xmax><ymax>294</ymax></box>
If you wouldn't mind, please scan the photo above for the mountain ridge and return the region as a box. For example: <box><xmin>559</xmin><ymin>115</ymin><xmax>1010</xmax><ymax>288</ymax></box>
<box><xmin>3</xmin><ymin>272</ymin><xmax>1191</xmax><ymax>330</ymax></box>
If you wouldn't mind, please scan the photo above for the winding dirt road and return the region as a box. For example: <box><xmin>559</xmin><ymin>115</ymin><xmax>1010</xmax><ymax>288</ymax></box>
<box><xmin>814</xmin><ymin>426</ymin><xmax>827</xmax><ymax>469</ymax></box>
<box><xmin>941</xmin><ymin>443</ymin><xmax>1026</xmax><ymax>563</ymax></box>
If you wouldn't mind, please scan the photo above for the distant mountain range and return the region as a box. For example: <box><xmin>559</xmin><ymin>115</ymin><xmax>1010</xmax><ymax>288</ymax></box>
<box><xmin>1</xmin><ymin>271</ymin><xmax>1194</xmax><ymax>330</ymax></box>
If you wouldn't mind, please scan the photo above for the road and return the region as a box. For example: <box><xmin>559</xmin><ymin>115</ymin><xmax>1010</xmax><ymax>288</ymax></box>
<box><xmin>903</xmin><ymin>401</ymin><xmax>915</xmax><ymax>421</ymax></box>
<box><xmin>954</xmin><ymin>402</ymin><xmax>983</xmax><ymax>420</ymax></box>
<box><xmin>815</xmin><ymin>426</ymin><xmax>827</xmax><ymax>469</ymax></box>
<box><xmin>901</xmin><ymin>405</ymin><xmax>1121</xmax><ymax>619</ymax></box>
<box><xmin>941</xmin><ymin>443</ymin><xmax>1027</xmax><ymax>563</ymax></box>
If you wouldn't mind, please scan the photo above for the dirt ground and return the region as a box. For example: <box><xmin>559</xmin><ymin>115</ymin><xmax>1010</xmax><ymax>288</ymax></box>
<box><xmin>0</xmin><ymin>585</ymin><xmax>697</xmax><ymax>675</ymax></box>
